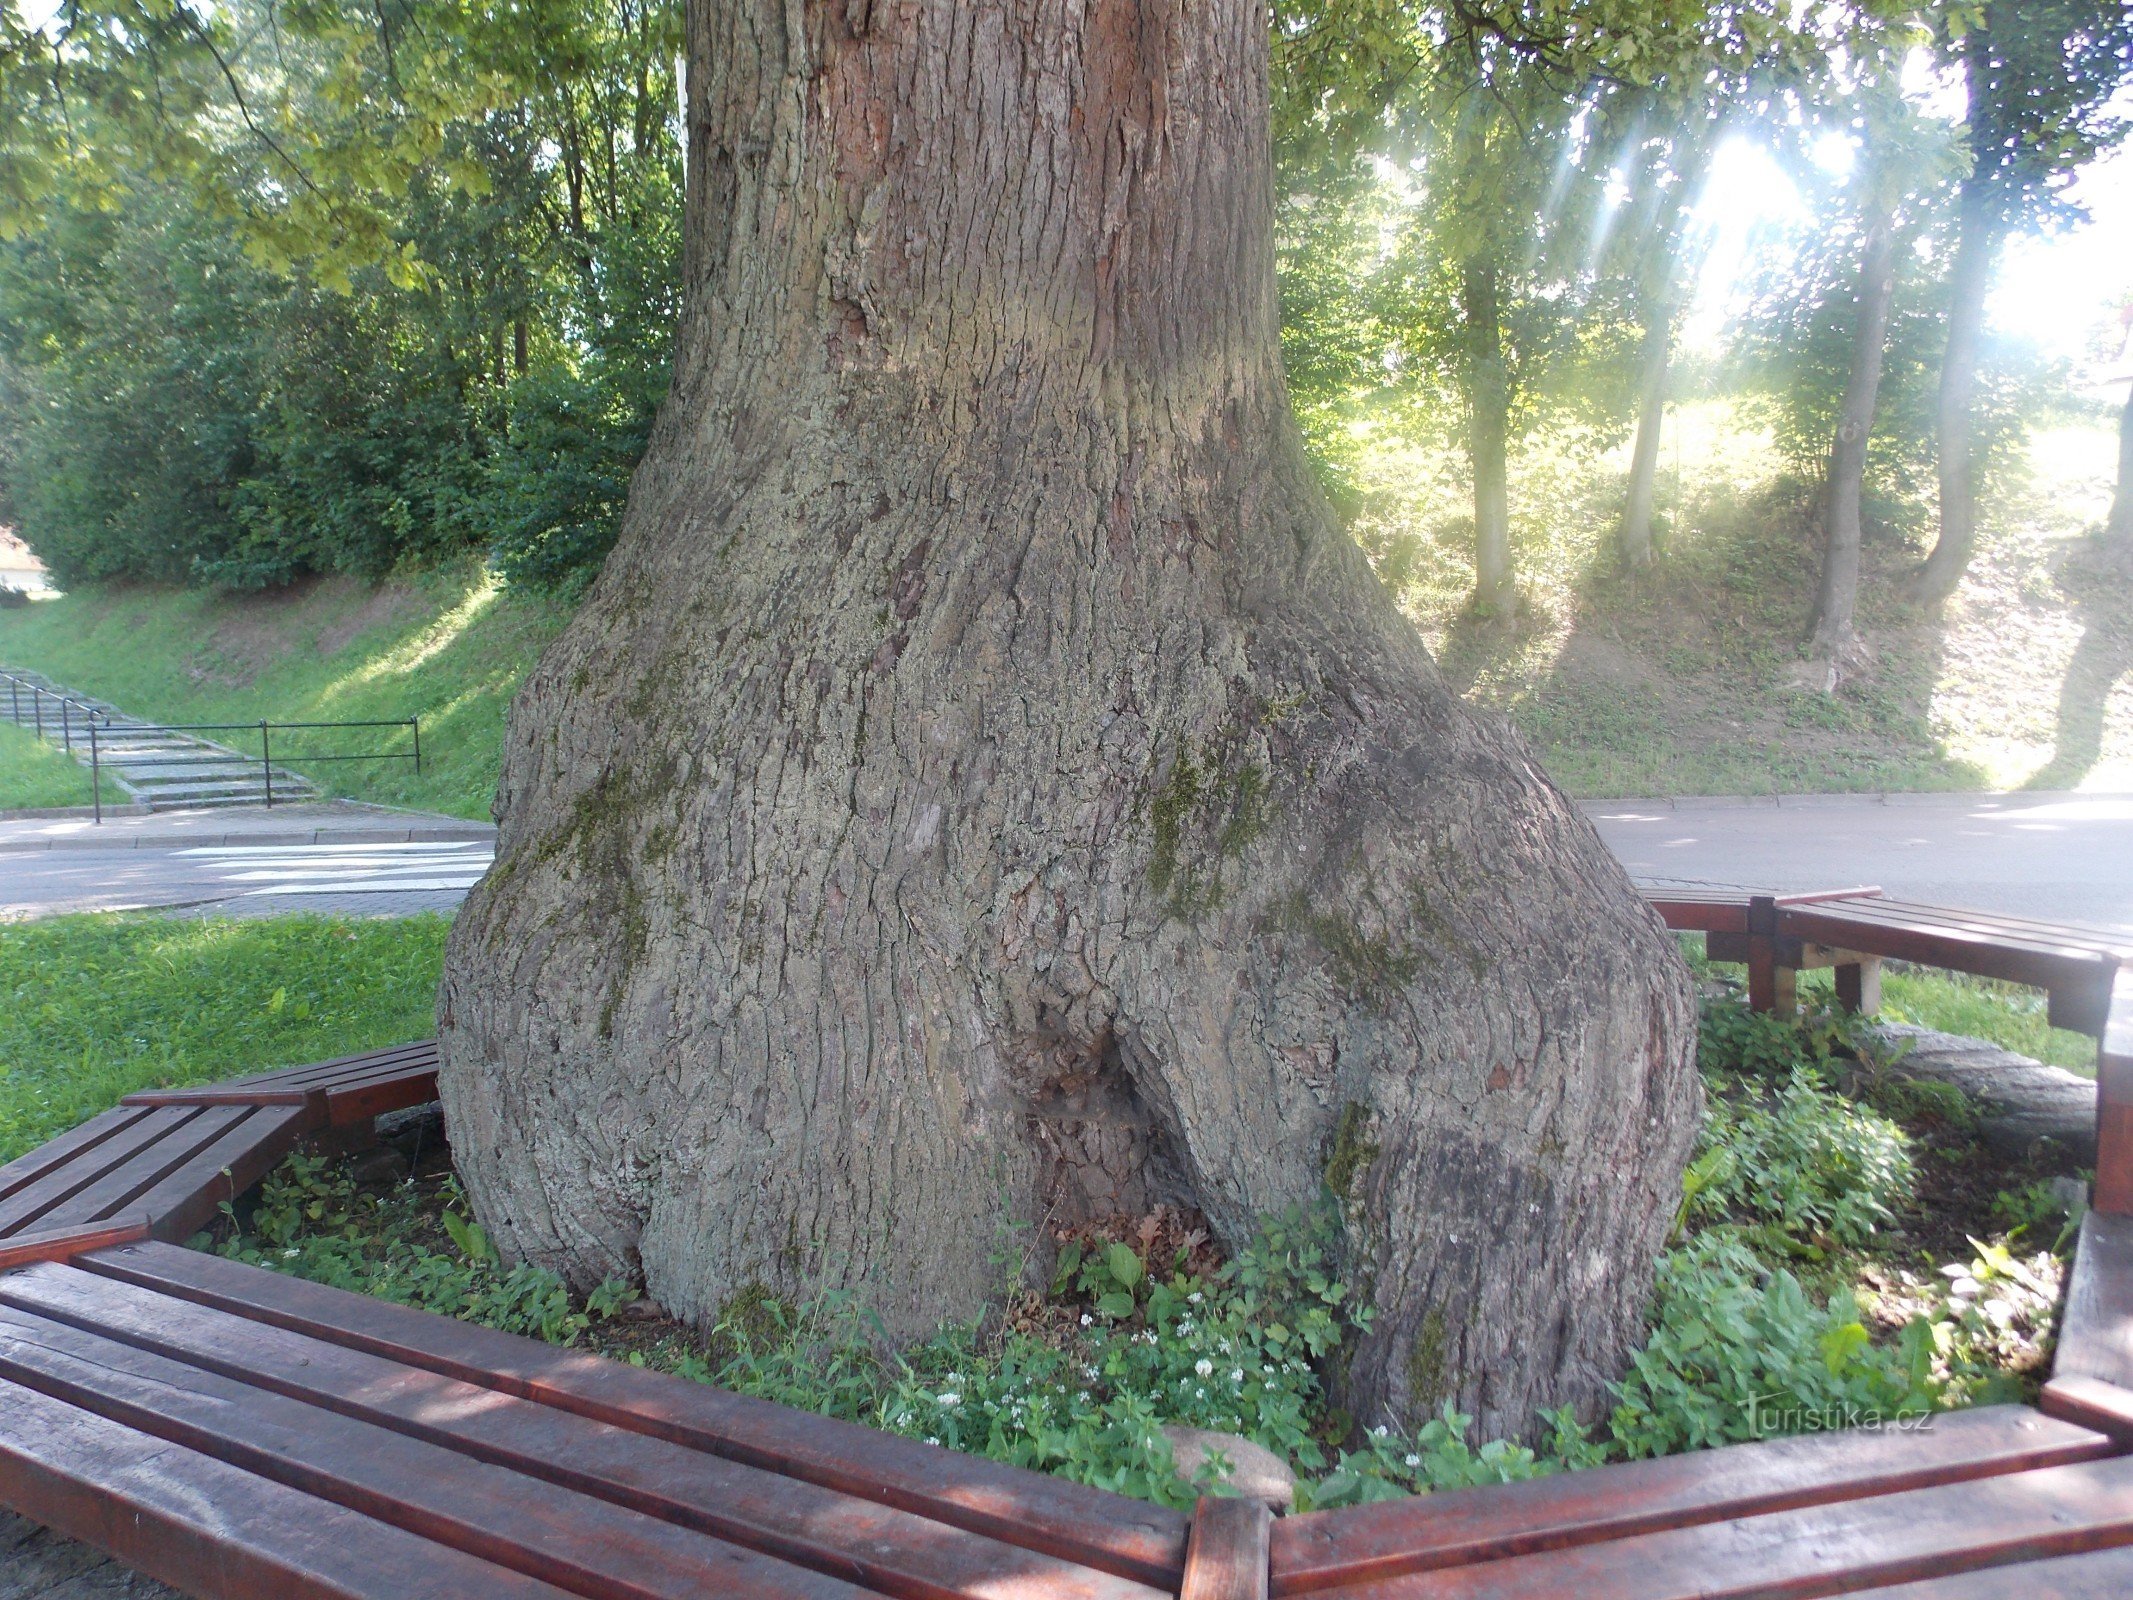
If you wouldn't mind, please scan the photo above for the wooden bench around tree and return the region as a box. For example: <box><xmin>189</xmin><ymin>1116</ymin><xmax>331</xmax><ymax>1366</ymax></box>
<box><xmin>3</xmin><ymin>897</ymin><xmax>2133</xmax><ymax>1600</ymax></box>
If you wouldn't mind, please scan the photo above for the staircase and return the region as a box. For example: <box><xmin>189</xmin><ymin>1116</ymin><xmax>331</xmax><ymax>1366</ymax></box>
<box><xmin>1</xmin><ymin>670</ymin><xmax>322</xmax><ymax>810</ymax></box>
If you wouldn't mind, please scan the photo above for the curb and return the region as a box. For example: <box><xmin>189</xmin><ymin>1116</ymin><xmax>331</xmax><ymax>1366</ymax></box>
<box><xmin>1580</xmin><ymin>790</ymin><xmax>2133</xmax><ymax>814</ymax></box>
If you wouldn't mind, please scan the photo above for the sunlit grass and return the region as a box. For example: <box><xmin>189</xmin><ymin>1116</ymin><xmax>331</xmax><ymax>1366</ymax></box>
<box><xmin>0</xmin><ymin>912</ymin><xmax>449</xmax><ymax>1164</ymax></box>
<box><xmin>0</xmin><ymin>718</ymin><xmax>126</xmax><ymax>811</ymax></box>
<box><xmin>0</xmin><ymin>564</ymin><xmax>568</xmax><ymax>818</ymax></box>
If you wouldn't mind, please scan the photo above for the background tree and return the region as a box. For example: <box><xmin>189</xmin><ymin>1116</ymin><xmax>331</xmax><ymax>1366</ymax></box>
<box><xmin>1912</xmin><ymin>0</ymin><xmax>2133</xmax><ymax>602</ymax></box>
<box><xmin>437</xmin><ymin>0</ymin><xmax>1701</xmax><ymax>1443</ymax></box>
<box><xmin>1806</xmin><ymin>86</ymin><xmax>1953</xmax><ymax>677</ymax></box>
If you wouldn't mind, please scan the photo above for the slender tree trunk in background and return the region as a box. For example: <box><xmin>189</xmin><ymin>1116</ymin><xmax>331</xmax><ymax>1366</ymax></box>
<box><xmin>1809</xmin><ymin>200</ymin><xmax>1897</xmax><ymax>674</ymax></box>
<box><xmin>2111</xmin><ymin>383</ymin><xmax>2133</xmax><ymax>544</ymax></box>
<box><xmin>439</xmin><ymin>0</ymin><xmax>1699</xmax><ymax>1441</ymax></box>
<box><xmin>1462</xmin><ymin>256</ymin><xmax>1516</xmax><ymax>617</ymax></box>
<box><xmin>1914</xmin><ymin>182</ymin><xmax>1999</xmax><ymax>603</ymax></box>
<box><xmin>1618</xmin><ymin>303</ymin><xmax>1673</xmax><ymax>569</ymax></box>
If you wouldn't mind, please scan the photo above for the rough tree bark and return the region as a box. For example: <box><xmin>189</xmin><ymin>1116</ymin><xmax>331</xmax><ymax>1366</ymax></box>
<box><xmin>438</xmin><ymin>0</ymin><xmax>1699</xmax><ymax>1442</ymax></box>
<box><xmin>1808</xmin><ymin>198</ymin><xmax>1897</xmax><ymax>678</ymax></box>
<box><xmin>1461</xmin><ymin>255</ymin><xmax>1517</xmax><ymax>618</ymax></box>
<box><xmin>1914</xmin><ymin>182</ymin><xmax>1999</xmax><ymax>603</ymax></box>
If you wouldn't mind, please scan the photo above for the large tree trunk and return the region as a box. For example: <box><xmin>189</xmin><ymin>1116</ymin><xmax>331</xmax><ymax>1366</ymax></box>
<box><xmin>1618</xmin><ymin>302</ymin><xmax>1673</xmax><ymax>569</ymax></box>
<box><xmin>1914</xmin><ymin>180</ymin><xmax>1999</xmax><ymax>603</ymax></box>
<box><xmin>439</xmin><ymin>0</ymin><xmax>1699</xmax><ymax>1444</ymax></box>
<box><xmin>1462</xmin><ymin>255</ymin><xmax>1517</xmax><ymax>617</ymax></box>
<box><xmin>2111</xmin><ymin>382</ymin><xmax>2133</xmax><ymax>544</ymax></box>
<box><xmin>1808</xmin><ymin>198</ymin><xmax>1897</xmax><ymax>677</ymax></box>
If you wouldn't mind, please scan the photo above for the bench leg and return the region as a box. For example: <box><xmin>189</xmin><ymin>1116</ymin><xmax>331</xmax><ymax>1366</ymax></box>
<box><xmin>1746</xmin><ymin>936</ymin><xmax>1797</xmax><ymax>1017</ymax></box>
<box><xmin>1834</xmin><ymin>957</ymin><xmax>1882</xmax><ymax>1017</ymax></box>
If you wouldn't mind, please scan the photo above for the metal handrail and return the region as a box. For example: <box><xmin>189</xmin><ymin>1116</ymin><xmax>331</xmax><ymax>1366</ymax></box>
<box><xmin>2</xmin><ymin>669</ymin><xmax>109</xmax><ymax>756</ymax></box>
<box><xmin>5</xmin><ymin>673</ymin><xmax>420</xmax><ymax>822</ymax></box>
<box><xmin>84</xmin><ymin>717</ymin><xmax>422</xmax><ymax>822</ymax></box>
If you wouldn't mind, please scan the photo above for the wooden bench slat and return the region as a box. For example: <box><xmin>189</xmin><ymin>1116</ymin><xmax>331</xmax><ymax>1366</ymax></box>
<box><xmin>0</xmin><ymin>1218</ymin><xmax>151</xmax><ymax>1274</ymax></box>
<box><xmin>0</xmin><ymin>1107</ymin><xmax>215</xmax><ymax>1238</ymax></box>
<box><xmin>78</xmin><ymin>1239</ymin><xmax>1191</xmax><ymax>1588</ymax></box>
<box><xmin>2055</xmin><ymin>1210</ymin><xmax>2133</xmax><ymax>1392</ymax></box>
<box><xmin>0</xmin><ymin>1261</ymin><xmax>1166</xmax><ymax>1600</ymax></box>
<box><xmin>121</xmin><ymin>1041</ymin><xmax>439</xmax><ymax>1103</ymax></box>
<box><xmin>1778</xmin><ymin>907</ymin><xmax>2118</xmax><ymax>970</ymax></box>
<box><xmin>0</xmin><ymin>1301</ymin><xmax>874</xmax><ymax>1600</ymax></box>
<box><xmin>1298</xmin><ymin>1454</ymin><xmax>2133</xmax><ymax>1599</ymax></box>
<box><xmin>1182</xmin><ymin>1496</ymin><xmax>1271</xmax><ymax>1600</ymax></box>
<box><xmin>0</xmin><ymin>1105</ymin><xmax>155</xmax><ymax>1204</ymax></box>
<box><xmin>0</xmin><ymin>1375</ymin><xmax>582</xmax><ymax>1600</ymax></box>
<box><xmin>1270</xmin><ymin>1405</ymin><xmax>2112</xmax><ymax>1595</ymax></box>
<box><xmin>1800</xmin><ymin>898</ymin><xmax>2128</xmax><ymax>947</ymax></box>
<box><xmin>130</xmin><ymin>1105</ymin><xmax>315</xmax><ymax>1241</ymax></box>
<box><xmin>27</xmin><ymin>1105</ymin><xmax>254</xmax><ymax>1235</ymax></box>
<box><xmin>1834</xmin><ymin>1543</ymin><xmax>2133</xmax><ymax>1596</ymax></box>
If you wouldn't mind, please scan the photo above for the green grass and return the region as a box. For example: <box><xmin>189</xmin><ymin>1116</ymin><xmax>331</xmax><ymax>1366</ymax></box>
<box><xmin>1800</xmin><ymin>965</ymin><xmax>2100</xmax><ymax>1076</ymax></box>
<box><xmin>0</xmin><ymin>913</ymin><xmax>449</xmax><ymax>1164</ymax></box>
<box><xmin>0</xmin><ymin>564</ymin><xmax>570</xmax><ymax>818</ymax></box>
<box><xmin>0</xmin><ymin>718</ymin><xmax>127</xmax><ymax>811</ymax></box>
<box><xmin>1349</xmin><ymin>402</ymin><xmax>2129</xmax><ymax>797</ymax></box>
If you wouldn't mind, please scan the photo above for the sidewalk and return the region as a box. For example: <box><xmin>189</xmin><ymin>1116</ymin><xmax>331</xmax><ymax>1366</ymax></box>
<box><xmin>0</xmin><ymin>800</ymin><xmax>494</xmax><ymax>854</ymax></box>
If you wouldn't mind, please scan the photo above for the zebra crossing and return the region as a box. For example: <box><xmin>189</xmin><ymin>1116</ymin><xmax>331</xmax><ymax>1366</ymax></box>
<box><xmin>175</xmin><ymin>839</ymin><xmax>494</xmax><ymax>898</ymax></box>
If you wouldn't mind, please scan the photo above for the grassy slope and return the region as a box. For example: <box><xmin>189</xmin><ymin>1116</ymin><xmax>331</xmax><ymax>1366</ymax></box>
<box><xmin>0</xmin><ymin>567</ymin><xmax>569</xmax><ymax>818</ymax></box>
<box><xmin>1349</xmin><ymin>404</ymin><xmax>2132</xmax><ymax>797</ymax></box>
<box><xmin>0</xmin><ymin>913</ymin><xmax>450</xmax><ymax>1164</ymax></box>
<box><xmin>0</xmin><ymin>718</ymin><xmax>128</xmax><ymax>810</ymax></box>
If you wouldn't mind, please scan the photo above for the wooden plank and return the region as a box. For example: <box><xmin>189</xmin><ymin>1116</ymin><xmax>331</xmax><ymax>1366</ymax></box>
<box><xmin>0</xmin><ymin>1218</ymin><xmax>150</xmax><ymax>1274</ymax></box>
<box><xmin>1836</xmin><ymin>1544</ymin><xmax>2133</xmax><ymax>1596</ymax></box>
<box><xmin>0</xmin><ymin>1106</ymin><xmax>156</xmax><ymax>1205</ymax></box>
<box><xmin>2097</xmin><ymin>969</ymin><xmax>2133</xmax><ymax>1214</ymax></box>
<box><xmin>121</xmin><ymin>1041</ymin><xmax>439</xmax><ymax>1104</ymax></box>
<box><xmin>319</xmin><ymin>1069</ymin><xmax>441</xmax><ymax>1127</ymax></box>
<box><xmin>0</xmin><ymin>1301</ymin><xmax>874</xmax><ymax>1600</ymax></box>
<box><xmin>25</xmin><ymin>1105</ymin><xmax>252</xmax><ymax>1234</ymax></box>
<box><xmin>0</xmin><ymin>1375</ymin><xmax>580</xmax><ymax>1600</ymax></box>
<box><xmin>0</xmin><ymin>1107</ymin><xmax>211</xmax><ymax>1238</ymax></box>
<box><xmin>1181</xmin><ymin>1497</ymin><xmax>1271</xmax><ymax>1600</ymax></box>
<box><xmin>1784</xmin><ymin>899</ymin><xmax>2126</xmax><ymax>955</ymax></box>
<box><xmin>1270</xmin><ymin>1405</ymin><xmax>2112</xmax><ymax>1595</ymax></box>
<box><xmin>129</xmin><ymin>1104</ymin><xmax>314</xmax><ymax>1241</ymax></box>
<box><xmin>2056</xmin><ymin>1209</ymin><xmax>2133</xmax><ymax>1392</ymax></box>
<box><xmin>1300</xmin><ymin>1453</ymin><xmax>2133</xmax><ymax>1599</ymax></box>
<box><xmin>2040</xmin><ymin>1376</ymin><xmax>2133</xmax><ymax>1444</ymax></box>
<box><xmin>0</xmin><ymin>1261</ymin><xmax>1167</xmax><ymax>1600</ymax></box>
<box><xmin>78</xmin><ymin>1240</ymin><xmax>1192</xmax><ymax>1588</ymax></box>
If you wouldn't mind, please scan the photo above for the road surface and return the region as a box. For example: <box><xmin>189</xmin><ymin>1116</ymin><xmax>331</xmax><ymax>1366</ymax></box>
<box><xmin>1586</xmin><ymin>792</ymin><xmax>2133</xmax><ymax>935</ymax></box>
<box><xmin>3</xmin><ymin>794</ymin><xmax>2128</xmax><ymax>932</ymax></box>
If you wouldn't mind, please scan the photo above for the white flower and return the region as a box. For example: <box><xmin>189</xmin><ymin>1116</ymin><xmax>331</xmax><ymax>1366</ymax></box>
<box><xmin>281</xmin><ymin>1248</ymin><xmax>299</xmax><ymax>1259</ymax></box>
<box><xmin>1230</xmin><ymin>1369</ymin><xmax>1244</xmax><ymax>1384</ymax></box>
<box><xmin>1195</xmin><ymin>1358</ymin><xmax>1215</xmax><ymax>1377</ymax></box>
<box><xmin>1194</xmin><ymin>1387</ymin><xmax>1206</xmax><ymax>1399</ymax></box>
<box><xmin>937</xmin><ymin>1392</ymin><xmax>962</xmax><ymax>1408</ymax></box>
<box><xmin>1080</xmin><ymin>1313</ymin><xmax>1093</xmax><ymax>1327</ymax></box>
<box><xmin>925</xmin><ymin>1436</ymin><xmax>940</xmax><ymax>1445</ymax></box>
<box><xmin>1370</xmin><ymin>1425</ymin><xmax>1389</xmax><ymax>1438</ymax></box>
<box><xmin>1188</xmin><ymin>1291</ymin><xmax>1203</xmax><ymax>1303</ymax></box>
<box><xmin>1403</xmin><ymin>1453</ymin><xmax>1421</xmax><ymax>1468</ymax></box>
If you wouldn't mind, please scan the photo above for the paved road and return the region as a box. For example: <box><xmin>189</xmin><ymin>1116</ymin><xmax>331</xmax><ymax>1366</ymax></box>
<box><xmin>5</xmin><ymin>794</ymin><xmax>2130</xmax><ymax>930</ymax></box>
<box><xmin>1587</xmin><ymin>791</ymin><xmax>2133</xmax><ymax>935</ymax></box>
<box><xmin>0</xmin><ymin>802</ymin><xmax>493</xmax><ymax>921</ymax></box>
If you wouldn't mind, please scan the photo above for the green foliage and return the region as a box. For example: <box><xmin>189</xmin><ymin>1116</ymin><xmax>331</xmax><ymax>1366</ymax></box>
<box><xmin>0</xmin><ymin>912</ymin><xmax>447</xmax><ymax>1165</ymax></box>
<box><xmin>0</xmin><ymin>0</ymin><xmax>681</xmax><ymax>596</ymax></box>
<box><xmin>1608</xmin><ymin>1230</ymin><xmax>1942</xmax><ymax>1457</ymax></box>
<box><xmin>1690</xmin><ymin>1067</ymin><xmax>1915</xmax><ymax>1249</ymax></box>
<box><xmin>0</xmin><ymin>718</ymin><xmax>124</xmax><ymax>810</ymax></box>
<box><xmin>221</xmin><ymin>1155</ymin><xmax>633</xmax><ymax>1346</ymax></box>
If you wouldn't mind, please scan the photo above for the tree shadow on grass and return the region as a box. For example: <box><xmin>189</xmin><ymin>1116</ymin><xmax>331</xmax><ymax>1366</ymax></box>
<box><xmin>2025</xmin><ymin>539</ymin><xmax>2133</xmax><ymax>792</ymax></box>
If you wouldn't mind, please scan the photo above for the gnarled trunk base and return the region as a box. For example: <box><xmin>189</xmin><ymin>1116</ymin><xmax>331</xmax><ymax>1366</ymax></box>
<box><xmin>438</xmin><ymin>0</ymin><xmax>1699</xmax><ymax>1443</ymax></box>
